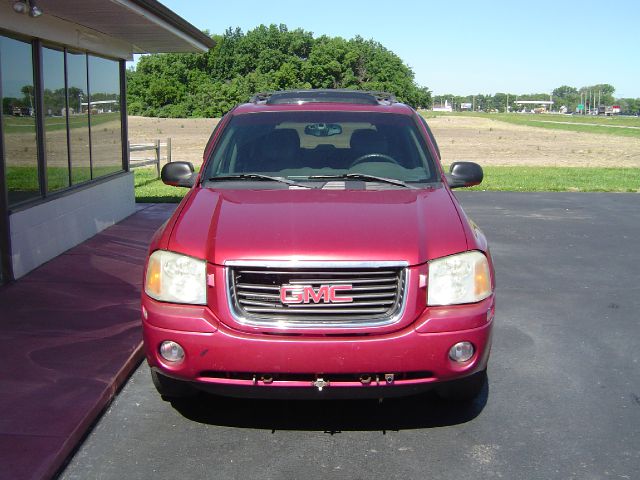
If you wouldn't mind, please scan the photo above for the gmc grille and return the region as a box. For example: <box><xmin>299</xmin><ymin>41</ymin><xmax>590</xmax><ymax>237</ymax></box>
<box><xmin>227</xmin><ymin>262</ymin><xmax>407</xmax><ymax>328</ymax></box>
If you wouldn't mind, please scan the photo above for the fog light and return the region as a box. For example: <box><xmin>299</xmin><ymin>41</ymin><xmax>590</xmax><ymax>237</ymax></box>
<box><xmin>449</xmin><ymin>341</ymin><xmax>474</xmax><ymax>362</ymax></box>
<box><xmin>159</xmin><ymin>341</ymin><xmax>185</xmax><ymax>363</ymax></box>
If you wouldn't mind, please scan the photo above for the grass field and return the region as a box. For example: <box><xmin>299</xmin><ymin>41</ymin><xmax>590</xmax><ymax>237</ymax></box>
<box><xmin>7</xmin><ymin>113</ymin><xmax>638</xmax><ymax>203</ymax></box>
<box><xmin>6</xmin><ymin>166</ymin><xmax>123</xmax><ymax>195</ymax></box>
<box><xmin>134</xmin><ymin>167</ymin><xmax>189</xmax><ymax>202</ymax></box>
<box><xmin>465</xmin><ymin>166</ymin><xmax>640</xmax><ymax>192</ymax></box>
<box><xmin>422</xmin><ymin>112</ymin><xmax>640</xmax><ymax>138</ymax></box>
<box><xmin>3</xmin><ymin>112</ymin><xmax>120</xmax><ymax>133</ymax></box>
<box><xmin>133</xmin><ymin>165</ymin><xmax>640</xmax><ymax>203</ymax></box>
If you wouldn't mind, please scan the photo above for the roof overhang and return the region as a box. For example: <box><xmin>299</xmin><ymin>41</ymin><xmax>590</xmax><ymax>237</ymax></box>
<box><xmin>2</xmin><ymin>0</ymin><xmax>214</xmax><ymax>54</ymax></box>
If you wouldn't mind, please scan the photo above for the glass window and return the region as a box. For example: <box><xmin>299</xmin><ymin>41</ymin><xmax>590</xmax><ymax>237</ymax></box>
<box><xmin>205</xmin><ymin>111</ymin><xmax>437</xmax><ymax>185</ymax></box>
<box><xmin>66</xmin><ymin>50</ymin><xmax>90</xmax><ymax>183</ymax></box>
<box><xmin>1</xmin><ymin>35</ymin><xmax>40</xmax><ymax>206</ymax></box>
<box><xmin>88</xmin><ymin>55</ymin><xmax>122</xmax><ymax>177</ymax></box>
<box><xmin>1</xmin><ymin>41</ymin><xmax>125</xmax><ymax>208</ymax></box>
<box><xmin>42</xmin><ymin>46</ymin><xmax>69</xmax><ymax>192</ymax></box>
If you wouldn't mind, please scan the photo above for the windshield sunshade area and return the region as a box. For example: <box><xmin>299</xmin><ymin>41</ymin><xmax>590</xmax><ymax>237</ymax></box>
<box><xmin>204</xmin><ymin>111</ymin><xmax>438</xmax><ymax>187</ymax></box>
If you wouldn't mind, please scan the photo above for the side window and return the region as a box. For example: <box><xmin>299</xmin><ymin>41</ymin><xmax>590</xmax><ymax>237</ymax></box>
<box><xmin>202</xmin><ymin>113</ymin><xmax>231</xmax><ymax>175</ymax></box>
<box><xmin>42</xmin><ymin>46</ymin><xmax>69</xmax><ymax>192</ymax></box>
<box><xmin>1</xmin><ymin>35</ymin><xmax>40</xmax><ymax>206</ymax></box>
<box><xmin>87</xmin><ymin>55</ymin><xmax>122</xmax><ymax>177</ymax></box>
<box><xmin>217</xmin><ymin>134</ymin><xmax>239</xmax><ymax>174</ymax></box>
<box><xmin>418</xmin><ymin>115</ymin><xmax>441</xmax><ymax>159</ymax></box>
<box><xmin>209</xmin><ymin>127</ymin><xmax>237</xmax><ymax>175</ymax></box>
<box><xmin>66</xmin><ymin>50</ymin><xmax>90</xmax><ymax>184</ymax></box>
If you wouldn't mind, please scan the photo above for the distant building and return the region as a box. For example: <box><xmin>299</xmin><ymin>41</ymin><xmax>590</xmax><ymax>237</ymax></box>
<box><xmin>514</xmin><ymin>100</ymin><xmax>554</xmax><ymax>113</ymax></box>
<box><xmin>433</xmin><ymin>100</ymin><xmax>453</xmax><ymax>112</ymax></box>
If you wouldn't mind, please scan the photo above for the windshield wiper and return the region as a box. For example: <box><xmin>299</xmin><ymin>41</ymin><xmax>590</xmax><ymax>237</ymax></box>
<box><xmin>307</xmin><ymin>173</ymin><xmax>416</xmax><ymax>189</ymax></box>
<box><xmin>208</xmin><ymin>174</ymin><xmax>310</xmax><ymax>188</ymax></box>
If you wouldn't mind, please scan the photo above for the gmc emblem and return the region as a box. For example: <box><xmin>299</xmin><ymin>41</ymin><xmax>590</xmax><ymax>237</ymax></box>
<box><xmin>280</xmin><ymin>284</ymin><xmax>353</xmax><ymax>304</ymax></box>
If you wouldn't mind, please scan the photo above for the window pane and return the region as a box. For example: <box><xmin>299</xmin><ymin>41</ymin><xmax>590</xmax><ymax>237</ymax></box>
<box><xmin>1</xmin><ymin>35</ymin><xmax>40</xmax><ymax>205</ymax></box>
<box><xmin>88</xmin><ymin>55</ymin><xmax>121</xmax><ymax>177</ymax></box>
<box><xmin>205</xmin><ymin>112</ymin><xmax>436</xmax><ymax>183</ymax></box>
<box><xmin>66</xmin><ymin>50</ymin><xmax>90</xmax><ymax>183</ymax></box>
<box><xmin>42</xmin><ymin>46</ymin><xmax>69</xmax><ymax>192</ymax></box>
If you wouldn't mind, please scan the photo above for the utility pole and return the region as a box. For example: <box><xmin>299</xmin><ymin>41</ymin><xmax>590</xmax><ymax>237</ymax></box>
<box><xmin>506</xmin><ymin>93</ymin><xmax>509</xmax><ymax>113</ymax></box>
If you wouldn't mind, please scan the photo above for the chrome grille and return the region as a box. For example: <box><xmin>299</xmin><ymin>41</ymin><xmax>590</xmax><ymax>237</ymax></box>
<box><xmin>227</xmin><ymin>262</ymin><xmax>407</xmax><ymax>328</ymax></box>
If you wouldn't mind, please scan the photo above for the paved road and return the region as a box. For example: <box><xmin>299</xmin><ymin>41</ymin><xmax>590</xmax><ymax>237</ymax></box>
<box><xmin>61</xmin><ymin>192</ymin><xmax>640</xmax><ymax>480</ymax></box>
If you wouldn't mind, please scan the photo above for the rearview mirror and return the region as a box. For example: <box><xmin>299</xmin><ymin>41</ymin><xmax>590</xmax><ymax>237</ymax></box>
<box><xmin>445</xmin><ymin>162</ymin><xmax>483</xmax><ymax>188</ymax></box>
<box><xmin>304</xmin><ymin>123</ymin><xmax>342</xmax><ymax>137</ymax></box>
<box><xmin>161</xmin><ymin>162</ymin><xmax>196</xmax><ymax>188</ymax></box>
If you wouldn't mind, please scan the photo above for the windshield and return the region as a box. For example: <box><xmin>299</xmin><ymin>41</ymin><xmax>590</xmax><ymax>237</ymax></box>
<box><xmin>203</xmin><ymin>111</ymin><xmax>438</xmax><ymax>186</ymax></box>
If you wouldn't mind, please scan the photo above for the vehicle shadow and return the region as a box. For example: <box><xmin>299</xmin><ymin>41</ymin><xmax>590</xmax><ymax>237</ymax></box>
<box><xmin>170</xmin><ymin>381</ymin><xmax>489</xmax><ymax>432</ymax></box>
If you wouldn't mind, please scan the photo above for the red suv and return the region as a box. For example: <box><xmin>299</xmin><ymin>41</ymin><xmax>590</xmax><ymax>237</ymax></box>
<box><xmin>142</xmin><ymin>90</ymin><xmax>495</xmax><ymax>402</ymax></box>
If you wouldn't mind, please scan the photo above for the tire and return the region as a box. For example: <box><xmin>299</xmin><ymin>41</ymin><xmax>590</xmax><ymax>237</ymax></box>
<box><xmin>436</xmin><ymin>369</ymin><xmax>487</xmax><ymax>402</ymax></box>
<box><xmin>150</xmin><ymin>368</ymin><xmax>196</xmax><ymax>400</ymax></box>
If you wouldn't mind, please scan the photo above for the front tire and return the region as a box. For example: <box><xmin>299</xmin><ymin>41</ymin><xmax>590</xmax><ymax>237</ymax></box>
<box><xmin>150</xmin><ymin>368</ymin><xmax>196</xmax><ymax>400</ymax></box>
<box><xmin>436</xmin><ymin>369</ymin><xmax>487</xmax><ymax>402</ymax></box>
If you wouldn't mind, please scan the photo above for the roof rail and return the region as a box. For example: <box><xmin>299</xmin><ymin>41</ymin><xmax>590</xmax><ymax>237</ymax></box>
<box><xmin>249</xmin><ymin>89</ymin><xmax>398</xmax><ymax>106</ymax></box>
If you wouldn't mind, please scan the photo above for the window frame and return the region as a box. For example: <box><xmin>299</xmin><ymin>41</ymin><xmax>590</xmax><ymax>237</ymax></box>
<box><xmin>0</xmin><ymin>33</ymin><xmax>127</xmax><ymax>213</ymax></box>
<box><xmin>0</xmin><ymin>41</ymin><xmax>12</xmax><ymax>282</ymax></box>
<box><xmin>0</xmin><ymin>30</ymin><xmax>128</xmax><ymax>283</ymax></box>
<box><xmin>0</xmin><ymin>33</ymin><xmax>42</xmax><ymax>207</ymax></box>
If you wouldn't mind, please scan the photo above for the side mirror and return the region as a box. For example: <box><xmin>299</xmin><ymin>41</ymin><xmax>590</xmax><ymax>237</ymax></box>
<box><xmin>445</xmin><ymin>162</ymin><xmax>483</xmax><ymax>188</ymax></box>
<box><xmin>161</xmin><ymin>162</ymin><xmax>196</xmax><ymax>188</ymax></box>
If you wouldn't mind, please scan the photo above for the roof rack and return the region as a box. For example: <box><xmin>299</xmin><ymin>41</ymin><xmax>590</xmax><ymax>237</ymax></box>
<box><xmin>249</xmin><ymin>89</ymin><xmax>398</xmax><ymax>106</ymax></box>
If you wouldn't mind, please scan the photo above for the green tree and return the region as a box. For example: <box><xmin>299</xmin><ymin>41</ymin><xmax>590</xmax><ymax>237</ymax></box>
<box><xmin>127</xmin><ymin>24</ymin><xmax>432</xmax><ymax>117</ymax></box>
<box><xmin>579</xmin><ymin>84</ymin><xmax>615</xmax><ymax>108</ymax></box>
<box><xmin>616</xmin><ymin>98</ymin><xmax>640</xmax><ymax>115</ymax></box>
<box><xmin>552</xmin><ymin>85</ymin><xmax>579</xmax><ymax>111</ymax></box>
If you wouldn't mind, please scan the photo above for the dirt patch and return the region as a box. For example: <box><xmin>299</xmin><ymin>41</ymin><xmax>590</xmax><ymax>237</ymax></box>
<box><xmin>127</xmin><ymin>115</ymin><xmax>640</xmax><ymax>168</ymax></box>
<box><xmin>428</xmin><ymin>116</ymin><xmax>640</xmax><ymax>167</ymax></box>
<box><xmin>128</xmin><ymin>116</ymin><xmax>218</xmax><ymax>166</ymax></box>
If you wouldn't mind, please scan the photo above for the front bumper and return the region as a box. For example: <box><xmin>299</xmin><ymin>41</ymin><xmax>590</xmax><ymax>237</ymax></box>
<box><xmin>142</xmin><ymin>296</ymin><xmax>494</xmax><ymax>398</ymax></box>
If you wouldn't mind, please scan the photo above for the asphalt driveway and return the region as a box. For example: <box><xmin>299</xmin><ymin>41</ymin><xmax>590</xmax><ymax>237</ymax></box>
<box><xmin>60</xmin><ymin>192</ymin><xmax>640</xmax><ymax>480</ymax></box>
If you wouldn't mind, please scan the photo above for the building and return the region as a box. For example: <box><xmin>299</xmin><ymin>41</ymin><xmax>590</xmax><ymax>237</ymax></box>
<box><xmin>432</xmin><ymin>99</ymin><xmax>453</xmax><ymax>113</ymax></box>
<box><xmin>514</xmin><ymin>100</ymin><xmax>554</xmax><ymax>113</ymax></box>
<box><xmin>0</xmin><ymin>0</ymin><xmax>215</xmax><ymax>284</ymax></box>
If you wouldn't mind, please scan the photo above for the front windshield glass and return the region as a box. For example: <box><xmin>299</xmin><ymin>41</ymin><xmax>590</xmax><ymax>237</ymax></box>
<box><xmin>204</xmin><ymin>111</ymin><xmax>438</xmax><ymax>185</ymax></box>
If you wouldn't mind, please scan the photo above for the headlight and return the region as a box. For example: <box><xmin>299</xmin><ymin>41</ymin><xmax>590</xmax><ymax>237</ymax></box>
<box><xmin>145</xmin><ymin>250</ymin><xmax>206</xmax><ymax>305</ymax></box>
<box><xmin>427</xmin><ymin>251</ymin><xmax>492</xmax><ymax>306</ymax></box>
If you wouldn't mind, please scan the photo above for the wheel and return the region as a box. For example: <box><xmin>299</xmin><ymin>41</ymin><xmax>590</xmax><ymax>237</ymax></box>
<box><xmin>436</xmin><ymin>369</ymin><xmax>487</xmax><ymax>402</ymax></box>
<box><xmin>150</xmin><ymin>368</ymin><xmax>196</xmax><ymax>400</ymax></box>
<box><xmin>350</xmin><ymin>153</ymin><xmax>399</xmax><ymax>167</ymax></box>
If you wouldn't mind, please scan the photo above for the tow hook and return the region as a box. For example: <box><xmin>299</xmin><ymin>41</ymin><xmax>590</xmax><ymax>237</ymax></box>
<box><xmin>312</xmin><ymin>377</ymin><xmax>329</xmax><ymax>391</ymax></box>
<box><xmin>385</xmin><ymin>373</ymin><xmax>395</xmax><ymax>384</ymax></box>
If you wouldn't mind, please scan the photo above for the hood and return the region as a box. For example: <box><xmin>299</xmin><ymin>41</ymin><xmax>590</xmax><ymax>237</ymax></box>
<box><xmin>168</xmin><ymin>186</ymin><xmax>468</xmax><ymax>266</ymax></box>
